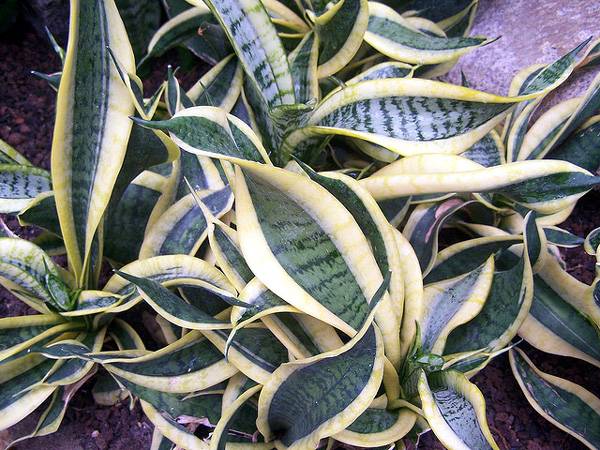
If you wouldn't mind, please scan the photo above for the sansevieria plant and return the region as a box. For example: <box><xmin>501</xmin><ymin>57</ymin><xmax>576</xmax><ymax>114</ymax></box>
<box><xmin>1</xmin><ymin>0</ymin><xmax>600</xmax><ymax>448</ymax></box>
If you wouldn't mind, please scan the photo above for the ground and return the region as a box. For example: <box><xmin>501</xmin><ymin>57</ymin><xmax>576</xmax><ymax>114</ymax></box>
<box><xmin>0</xmin><ymin>1</ymin><xmax>599</xmax><ymax>448</ymax></box>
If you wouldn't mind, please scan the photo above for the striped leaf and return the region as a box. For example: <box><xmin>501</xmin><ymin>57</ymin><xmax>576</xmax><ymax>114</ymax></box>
<box><xmin>176</xmin><ymin>151</ymin><xmax>229</xmax><ymax>201</ymax></box>
<box><xmin>17</xmin><ymin>130</ymin><xmax>179</xmax><ymax>261</ymax></box>
<box><xmin>516</xmin><ymin>97</ymin><xmax>579</xmax><ymax>161</ymax></box>
<box><xmin>506</xmin><ymin>97</ymin><xmax>545</xmax><ymax>162</ymax></box>
<box><xmin>393</xmin><ymin>228</ymin><xmax>425</xmax><ymax>359</ymax></box>
<box><xmin>231</xmin><ymin>278</ymin><xmax>295</xmax><ymax>328</ymax></box>
<box><xmin>316</xmin><ymin>0</ymin><xmax>369</xmax><ymax>78</ymax></box>
<box><xmin>347</xmin><ymin>61</ymin><xmax>415</xmax><ymax>84</ymax></box>
<box><xmin>108</xmin><ymin>49</ymin><xmax>164</xmax><ymax>120</ymax></box>
<box><xmin>60</xmin><ymin>290</ymin><xmax>123</xmax><ymax>317</ymax></box>
<box><xmin>503</xmin><ymin>40</ymin><xmax>590</xmax><ymax>149</ymax></box>
<box><xmin>282</xmin><ymin>78</ymin><xmax>554</xmax><ymax>160</ymax></box>
<box><xmin>0</xmin><ymin>139</ymin><xmax>32</xmax><ymax>166</ymax></box>
<box><xmin>547</xmin><ymin>115</ymin><xmax>600</xmax><ymax>173</ymax></box>
<box><xmin>235</xmin><ymin>163</ymin><xmax>395</xmax><ymax>351</ymax></box>
<box><xmin>0</xmin><ymin>315</ymin><xmax>78</xmax><ymax>363</ymax></box>
<box><xmin>211</xmin><ymin>383</ymin><xmax>263</xmax><ymax>450</ymax></box>
<box><xmin>265</xmin><ymin>0</ymin><xmax>308</xmax><ymax>32</ymax></box>
<box><xmin>0</xmin><ymin>238</ymin><xmax>68</xmax><ymax>312</ymax></box>
<box><xmin>362</xmin><ymin>159</ymin><xmax>600</xmax><ymax>214</ymax></box>
<box><xmin>288</xmin><ymin>32</ymin><xmax>319</xmax><ymax>104</ymax></box>
<box><xmin>141</xmin><ymin>5</ymin><xmax>231</xmax><ymax>66</ymax></box>
<box><xmin>418</xmin><ymin>370</ymin><xmax>499</xmax><ymax>450</ymax></box>
<box><xmin>425</xmin><ymin>235</ymin><xmax>523</xmax><ymax>284</ymax></box>
<box><xmin>242</xmin><ymin>78</ymin><xmax>315</xmax><ymax>163</ymax></box>
<box><xmin>140</xmin><ymin>186</ymin><xmax>233</xmax><ymax>258</ymax></box>
<box><xmin>104</xmin><ymin>177</ymin><xmax>166</xmax><ymax>264</ymax></box>
<box><xmin>134</xmin><ymin>106</ymin><xmax>272</xmax><ymax>164</ymax></box>
<box><xmin>103</xmin><ymin>254</ymin><xmax>235</xmax><ymax>313</ymax></box>
<box><xmin>0</xmin><ymin>359</ymin><xmax>57</xmax><ymax>431</ymax></box>
<box><xmin>17</xmin><ymin>192</ymin><xmax>63</xmax><ymax>239</ymax></box>
<box><xmin>105</xmin><ymin>331</ymin><xmax>236</xmax><ymax>393</ymax></box>
<box><xmin>334</xmin><ymin>405</ymin><xmax>417</xmax><ymax>447</ymax></box>
<box><xmin>119</xmin><ymin>373</ymin><xmax>223</xmax><ymax>423</ymax></box>
<box><xmin>52</xmin><ymin>0</ymin><xmax>135</xmax><ymax>285</ymax></box>
<box><xmin>519</xmin><ymin>271</ymin><xmax>600</xmax><ymax>368</ymax></box>
<box><xmin>6</xmin><ymin>373</ymin><xmax>93</xmax><ymax>446</ymax></box>
<box><xmin>510</xmin><ymin>348</ymin><xmax>600</xmax><ymax>448</ymax></box>
<box><xmin>109</xmin><ymin>318</ymin><xmax>145</xmax><ymax>351</ymax></box>
<box><xmin>110</xmin><ymin>124</ymin><xmax>179</xmax><ymax>212</ymax></box>
<box><xmin>115</xmin><ymin>374</ymin><xmax>223</xmax><ymax>449</ymax></box>
<box><xmin>578</xmin><ymin>37</ymin><xmax>600</xmax><ymax>69</ymax></box>
<box><xmin>460</xmin><ymin>131</ymin><xmax>505</xmax><ymax>167</ymax></box>
<box><xmin>256</xmin><ymin>324</ymin><xmax>384</xmax><ymax>449</ymax></box>
<box><xmin>38</xmin><ymin>329</ymin><xmax>105</xmax><ymax>386</ymax></box>
<box><xmin>365</xmin><ymin>2</ymin><xmax>491</xmax><ymax>65</ymax></box>
<box><xmin>533</xmin><ymin>72</ymin><xmax>600</xmax><ymax>159</ymax></box>
<box><xmin>165</xmin><ymin>66</ymin><xmax>194</xmax><ymax>116</ymax></box>
<box><xmin>187</xmin><ymin>54</ymin><xmax>244</xmax><ymax>111</ymax></box>
<box><xmin>397</xmin><ymin>0</ymin><xmax>474</xmax><ymax>27</ymax></box>
<box><xmin>515</xmin><ymin>39</ymin><xmax>590</xmax><ymax>97</ymax></box>
<box><xmin>585</xmin><ymin>227</ymin><xmax>600</xmax><ymax>255</ymax></box>
<box><xmin>209</xmin><ymin>221</ymin><xmax>255</xmax><ymax>292</ymax></box>
<box><xmin>403</xmin><ymin>199</ymin><xmax>468</xmax><ymax>275</ymax></box>
<box><xmin>444</xmin><ymin>215</ymin><xmax>539</xmax><ymax>355</ymax></box>
<box><xmin>420</xmin><ymin>257</ymin><xmax>494</xmax><ymax>354</ymax></box>
<box><xmin>261</xmin><ymin>312</ymin><xmax>344</xmax><ymax>359</ymax></box>
<box><xmin>203</xmin><ymin>0</ymin><xmax>296</xmax><ymax>109</ymax></box>
<box><xmin>441</xmin><ymin>0</ymin><xmax>478</xmax><ymax>37</ymax></box>
<box><xmin>544</xmin><ymin>226</ymin><xmax>583</xmax><ymax>248</ymax></box>
<box><xmin>205</xmin><ymin>326</ymin><xmax>290</xmax><ymax>384</ymax></box>
<box><xmin>115</xmin><ymin>271</ymin><xmax>231</xmax><ymax>330</ymax></box>
<box><xmin>141</xmin><ymin>400</ymin><xmax>211</xmax><ymax>450</ymax></box>
<box><xmin>0</xmin><ymin>165</ymin><xmax>51</xmax><ymax>213</ymax></box>
<box><xmin>296</xmin><ymin>162</ymin><xmax>403</xmax><ymax>362</ymax></box>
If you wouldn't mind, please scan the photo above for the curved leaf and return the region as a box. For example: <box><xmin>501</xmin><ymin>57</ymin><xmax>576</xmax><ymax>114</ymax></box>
<box><xmin>365</xmin><ymin>2</ymin><xmax>491</xmax><ymax>65</ymax></box>
<box><xmin>257</xmin><ymin>324</ymin><xmax>384</xmax><ymax>449</ymax></box>
<box><xmin>106</xmin><ymin>331</ymin><xmax>237</xmax><ymax>393</ymax></box>
<box><xmin>418</xmin><ymin>370</ymin><xmax>498</xmax><ymax>450</ymax></box>
<box><xmin>115</xmin><ymin>271</ymin><xmax>231</xmax><ymax>330</ymax></box>
<box><xmin>140</xmin><ymin>186</ymin><xmax>233</xmax><ymax>258</ymax></box>
<box><xmin>362</xmin><ymin>158</ymin><xmax>600</xmax><ymax>214</ymax></box>
<box><xmin>187</xmin><ymin>54</ymin><xmax>244</xmax><ymax>111</ymax></box>
<box><xmin>235</xmin><ymin>162</ymin><xmax>393</xmax><ymax>347</ymax></box>
<box><xmin>0</xmin><ymin>165</ymin><xmax>51</xmax><ymax>213</ymax></box>
<box><xmin>420</xmin><ymin>258</ymin><xmax>494</xmax><ymax>354</ymax></box>
<box><xmin>135</xmin><ymin>106</ymin><xmax>272</xmax><ymax>164</ymax></box>
<box><xmin>316</xmin><ymin>0</ymin><xmax>369</xmax><ymax>77</ymax></box>
<box><xmin>510</xmin><ymin>348</ymin><xmax>600</xmax><ymax>449</ymax></box>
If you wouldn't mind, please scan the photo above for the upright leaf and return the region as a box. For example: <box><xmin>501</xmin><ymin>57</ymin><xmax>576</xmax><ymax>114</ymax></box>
<box><xmin>52</xmin><ymin>0</ymin><xmax>135</xmax><ymax>285</ymax></box>
<box><xmin>203</xmin><ymin>0</ymin><xmax>296</xmax><ymax>108</ymax></box>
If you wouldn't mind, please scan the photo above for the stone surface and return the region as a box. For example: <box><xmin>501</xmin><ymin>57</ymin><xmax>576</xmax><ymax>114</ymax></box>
<box><xmin>445</xmin><ymin>0</ymin><xmax>600</xmax><ymax>96</ymax></box>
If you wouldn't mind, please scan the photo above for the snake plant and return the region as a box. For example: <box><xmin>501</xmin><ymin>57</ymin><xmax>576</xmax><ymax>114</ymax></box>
<box><xmin>1</xmin><ymin>0</ymin><xmax>600</xmax><ymax>448</ymax></box>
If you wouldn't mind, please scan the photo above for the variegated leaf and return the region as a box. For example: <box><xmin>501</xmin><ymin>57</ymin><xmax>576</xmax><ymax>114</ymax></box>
<box><xmin>510</xmin><ymin>348</ymin><xmax>600</xmax><ymax>449</ymax></box>
<box><xmin>52</xmin><ymin>0</ymin><xmax>135</xmax><ymax>285</ymax></box>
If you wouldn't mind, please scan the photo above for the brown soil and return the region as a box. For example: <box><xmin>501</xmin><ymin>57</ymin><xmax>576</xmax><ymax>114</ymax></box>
<box><xmin>1</xmin><ymin>10</ymin><xmax>599</xmax><ymax>450</ymax></box>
